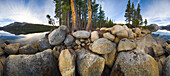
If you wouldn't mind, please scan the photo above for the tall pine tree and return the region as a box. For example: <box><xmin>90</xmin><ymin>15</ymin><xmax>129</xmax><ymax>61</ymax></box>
<box><xmin>124</xmin><ymin>0</ymin><xmax>132</xmax><ymax>27</ymax></box>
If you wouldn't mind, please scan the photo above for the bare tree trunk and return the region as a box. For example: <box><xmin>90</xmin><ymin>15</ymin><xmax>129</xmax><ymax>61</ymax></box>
<box><xmin>86</xmin><ymin>0</ymin><xmax>92</xmax><ymax>31</ymax></box>
<box><xmin>84</xmin><ymin>0</ymin><xmax>87</xmax><ymax>29</ymax></box>
<box><xmin>67</xmin><ymin>0</ymin><xmax>70</xmax><ymax>29</ymax></box>
<box><xmin>71</xmin><ymin>0</ymin><xmax>78</xmax><ymax>32</ymax></box>
<box><xmin>79</xmin><ymin>1</ymin><xmax>81</xmax><ymax>30</ymax></box>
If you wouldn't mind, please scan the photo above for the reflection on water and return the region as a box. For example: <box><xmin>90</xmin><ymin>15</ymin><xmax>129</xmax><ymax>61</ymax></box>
<box><xmin>151</xmin><ymin>30</ymin><xmax>170</xmax><ymax>40</ymax></box>
<box><xmin>0</xmin><ymin>30</ymin><xmax>47</xmax><ymax>46</ymax></box>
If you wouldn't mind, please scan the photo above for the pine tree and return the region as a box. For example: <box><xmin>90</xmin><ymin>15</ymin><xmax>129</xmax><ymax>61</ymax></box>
<box><xmin>124</xmin><ymin>0</ymin><xmax>131</xmax><ymax>26</ymax></box>
<box><xmin>98</xmin><ymin>5</ymin><xmax>105</xmax><ymax>28</ymax></box>
<box><xmin>71</xmin><ymin>0</ymin><xmax>78</xmax><ymax>31</ymax></box>
<box><xmin>92</xmin><ymin>0</ymin><xmax>99</xmax><ymax>28</ymax></box>
<box><xmin>136</xmin><ymin>3</ymin><xmax>143</xmax><ymax>26</ymax></box>
<box><xmin>144</xmin><ymin>19</ymin><xmax>147</xmax><ymax>26</ymax></box>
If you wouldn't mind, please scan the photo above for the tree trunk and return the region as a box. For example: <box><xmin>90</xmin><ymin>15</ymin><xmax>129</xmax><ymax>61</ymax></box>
<box><xmin>84</xmin><ymin>0</ymin><xmax>87</xmax><ymax>29</ymax></box>
<box><xmin>79</xmin><ymin>1</ymin><xmax>81</xmax><ymax>30</ymax></box>
<box><xmin>71</xmin><ymin>0</ymin><xmax>78</xmax><ymax>32</ymax></box>
<box><xmin>67</xmin><ymin>0</ymin><xmax>70</xmax><ymax>29</ymax></box>
<box><xmin>86</xmin><ymin>0</ymin><xmax>92</xmax><ymax>31</ymax></box>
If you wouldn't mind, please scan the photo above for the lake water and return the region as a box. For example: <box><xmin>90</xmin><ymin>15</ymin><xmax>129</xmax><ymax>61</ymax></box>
<box><xmin>0</xmin><ymin>30</ymin><xmax>170</xmax><ymax>46</ymax></box>
<box><xmin>0</xmin><ymin>30</ymin><xmax>48</xmax><ymax>46</ymax></box>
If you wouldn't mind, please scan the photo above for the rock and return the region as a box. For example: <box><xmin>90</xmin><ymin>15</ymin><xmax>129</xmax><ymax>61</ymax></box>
<box><xmin>112</xmin><ymin>49</ymin><xmax>159</xmax><ymax>76</ymax></box>
<box><xmin>58</xmin><ymin>25</ymin><xmax>70</xmax><ymax>33</ymax></box>
<box><xmin>163</xmin><ymin>55</ymin><xmax>170</xmax><ymax>76</ymax></box>
<box><xmin>59</xmin><ymin>49</ymin><xmax>76</xmax><ymax>76</ymax></box>
<box><xmin>111</xmin><ymin>25</ymin><xmax>124</xmax><ymax>34</ymax></box>
<box><xmin>81</xmin><ymin>43</ymin><xmax>85</xmax><ymax>46</ymax></box>
<box><xmin>134</xmin><ymin>28</ymin><xmax>141</xmax><ymax>37</ymax></box>
<box><xmin>152</xmin><ymin>44</ymin><xmax>165</xmax><ymax>56</ymax></box>
<box><xmin>72</xmin><ymin>31</ymin><xmax>90</xmax><ymax>38</ymax></box>
<box><xmin>92</xmin><ymin>38</ymin><xmax>115</xmax><ymax>54</ymax></box>
<box><xmin>1</xmin><ymin>43</ymin><xmax>7</xmax><ymax>49</ymax></box>
<box><xmin>165</xmin><ymin>45</ymin><xmax>170</xmax><ymax>54</ymax></box>
<box><xmin>91</xmin><ymin>31</ymin><xmax>99</xmax><ymax>42</ymax></box>
<box><xmin>75</xmin><ymin>40</ymin><xmax>81</xmax><ymax>45</ymax></box>
<box><xmin>37</xmin><ymin>38</ymin><xmax>51</xmax><ymax>52</ymax></box>
<box><xmin>4</xmin><ymin>43</ymin><xmax>20</xmax><ymax>54</ymax></box>
<box><xmin>127</xmin><ymin>29</ymin><xmax>135</xmax><ymax>39</ymax></box>
<box><xmin>114</xmin><ymin>37</ymin><xmax>120</xmax><ymax>44</ymax></box>
<box><xmin>103</xmin><ymin>32</ymin><xmax>115</xmax><ymax>41</ymax></box>
<box><xmin>53</xmin><ymin>48</ymin><xmax>60</xmax><ymax>59</ymax></box>
<box><xmin>123</xmin><ymin>25</ymin><xmax>129</xmax><ymax>31</ymax></box>
<box><xmin>4</xmin><ymin>40</ymin><xmax>10</xmax><ymax>45</ymax></box>
<box><xmin>118</xmin><ymin>38</ymin><xmax>136</xmax><ymax>52</ymax></box>
<box><xmin>64</xmin><ymin>35</ymin><xmax>74</xmax><ymax>47</ymax></box>
<box><xmin>116</xmin><ymin>30</ymin><xmax>128</xmax><ymax>38</ymax></box>
<box><xmin>75</xmin><ymin>48</ymin><xmax>105</xmax><ymax>76</ymax></box>
<box><xmin>0</xmin><ymin>56</ymin><xmax>5</xmax><ymax>76</ymax></box>
<box><xmin>19</xmin><ymin>44</ymin><xmax>38</xmax><ymax>54</ymax></box>
<box><xmin>0</xmin><ymin>48</ymin><xmax>4</xmax><ymax>56</ymax></box>
<box><xmin>157</xmin><ymin>55</ymin><xmax>166</xmax><ymax>76</ymax></box>
<box><xmin>48</xmin><ymin>29</ymin><xmax>66</xmax><ymax>45</ymax></box>
<box><xmin>166</xmin><ymin>39</ymin><xmax>170</xmax><ymax>44</ymax></box>
<box><xmin>103</xmin><ymin>43</ymin><xmax>117</xmax><ymax>68</ymax></box>
<box><xmin>80</xmin><ymin>39</ymin><xmax>85</xmax><ymax>42</ymax></box>
<box><xmin>148</xmin><ymin>24</ymin><xmax>159</xmax><ymax>32</ymax></box>
<box><xmin>5</xmin><ymin>49</ymin><xmax>59</xmax><ymax>76</ymax></box>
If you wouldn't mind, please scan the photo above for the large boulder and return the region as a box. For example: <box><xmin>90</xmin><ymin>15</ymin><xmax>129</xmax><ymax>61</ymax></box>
<box><xmin>103</xmin><ymin>32</ymin><xmax>115</xmax><ymax>41</ymax></box>
<box><xmin>166</xmin><ymin>39</ymin><xmax>170</xmax><ymax>44</ymax></box>
<box><xmin>0</xmin><ymin>56</ymin><xmax>5</xmax><ymax>76</ymax></box>
<box><xmin>103</xmin><ymin>43</ymin><xmax>117</xmax><ymax>68</ymax></box>
<box><xmin>4</xmin><ymin>43</ymin><xmax>20</xmax><ymax>54</ymax></box>
<box><xmin>5</xmin><ymin>49</ymin><xmax>59</xmax><ymax>76</ymax></box>
<box><xmin>118</xmin><ymin>38</ymin><xmax>136</xmax><ymax>52</ymax></box>
<box><xmin>111</xmin><ymin>25</ymin><xmax>124</xmax><ymax>34</ymax></box>
<box><xmin>163</xmin><ymin>55</ymin><xmax>170</xmax><ymax>76</ymax></box>
<box><xmin>0</xmin><ymin>48</ymin><xmax>4</xmax><ymax>56</ymax></box>
<box><xmin>116</xmin><ymin>30</ymin><xmax>128</xmax><ymax>38</ymax></box>
<box><xmin>112</xmin><ymin>49</ymin><xmax>159</xmax><ymax>76</ymax></box>
<box><xmin>152</xmin><ymin>44</ymin><xmax>165</xmax><ymax>56</ymax></box>
<box><xmin>19</xmin><ymin>44</ymin><xmax>38</xmax><ymax>54</ymax></box>
<box><xmin>92</xmin><ymin>38</ymin><xmax>115</xmax><ymax>54</ymax></box>
<box><xmin>37</xmin><ymin>38</ymin><xmax>51</xmax><ymax>52</ymax></box>
<box><xmin>134</xmin><ymin>28</ymin><xmax>141</xmax><ymax>37</ymax></box>
<box><xmin>72</xmin><ymin>31</ymin><xmax>90</xmax><ymax>38</ymax></box>
<box><xmin>165</xmin><ymin>45</ymin><xmax>170</xmax><ymax>54</ymax></box>
<box><xmin>64</xmin><ymin>35</ymin><xmax>74</xmax><ymax>47</ymax></box>
<box><xmin>59</xmin><ymin>49</ymin><xmax>76</xmax><ymax>76</ymax></box>
<box><xmin>91</xmin><ymin>31</ymin><xmax>99</xmax><ymax>42</ymax></box>
<box><xmin>75</xmin><ymin>48</ymin><xmax>105</xmax><ymax>76</ymax></box>
<box><xmin>48</xmin><ymin>28</ymin><xmax>66</xmax><ymax>45</ymax></box>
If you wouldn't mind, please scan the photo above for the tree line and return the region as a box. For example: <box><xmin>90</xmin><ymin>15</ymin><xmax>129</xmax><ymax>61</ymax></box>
<box><xmin>124</xmin><ymin>0</ymin><xmax>147</xmax><ymax>27</ymax></box>
<box><xmin>47</xmin><ymin>0</ymin><xmax>114</xmax><ymax>32</ymax></box>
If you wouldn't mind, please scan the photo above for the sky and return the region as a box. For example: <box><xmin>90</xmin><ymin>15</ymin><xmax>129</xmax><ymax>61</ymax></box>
<box><xmin>0</xmin><ymin>0</ymin><xmax>170</xmax><ymax>27</ymax></box>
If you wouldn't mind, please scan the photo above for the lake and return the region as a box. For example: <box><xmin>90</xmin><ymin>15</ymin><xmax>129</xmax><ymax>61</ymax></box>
<box><xmin>0</xmin><ymin>30</ymin><xmax>48</xmax><ymax>46</ymax></box>
<box><xmin>0</xmin><ymin>30</ymin><xmax>170</xmax><ymax>46</ymax></box>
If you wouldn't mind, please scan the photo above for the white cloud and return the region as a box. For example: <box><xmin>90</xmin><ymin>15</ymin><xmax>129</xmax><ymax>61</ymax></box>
<box><xmin>0</xmin><ymin>0</ymin><xmax>56</xmax><ymax>26</ymax></box>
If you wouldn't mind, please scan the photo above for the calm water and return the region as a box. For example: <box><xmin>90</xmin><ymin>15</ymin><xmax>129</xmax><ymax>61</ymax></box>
<box><xmin>151</xmin><ymin>30</ymin><xmax>170</xmax><ymax>40</ymax></box>
<box><xmin>0</xmin><ymin>30</ymin><xmax>170</xmax><ymax>46</ymax></box>
<box><xmin>0</xmin><ymin>30</ymin><xmax>47</xmax><ymax>46</ymax></box>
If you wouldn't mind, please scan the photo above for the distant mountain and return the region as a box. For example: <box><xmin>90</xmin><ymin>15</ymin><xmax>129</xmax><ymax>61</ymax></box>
<box><xmin>2</xmin><ymin>22</ymin><xmax>56</xmax><ymax>35</ymax></box>
<box><xmin>148</xmin><ymin>24</ymin><xmax>160</xmax><ymax>32</ymax></box>
<box><xmin>160</xmin><ymin>25</ymin><xmax>170</xmax><ymax>31</ymax></box>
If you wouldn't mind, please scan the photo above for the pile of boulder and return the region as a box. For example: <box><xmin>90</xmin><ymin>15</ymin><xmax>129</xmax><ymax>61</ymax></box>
<box><xmin>0</xmin><ymin>25</ymin><xmax>169</xmax><ymax>76</ymax></box>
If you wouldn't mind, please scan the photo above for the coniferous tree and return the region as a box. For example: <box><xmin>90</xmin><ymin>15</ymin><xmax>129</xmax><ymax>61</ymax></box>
<box><xmin>98</xmin><ymin>5</ymin><xmax>105</xmax><ymax>28</ymax></box>
<box><xmin>71</xmin><ymin>0</ymin><xmax>78</xmax><ymax>31</ymax></box>
<box><xmin>124</xmin><ymin>0</ymin><xmax>132</xmax><ymax>26</ymax></box>
<box><xmin>92</xmin><ymin>0</ymin><xmax>99</xmax><ymax>28</ymax></box>
<box><xmin>86</xmin><ymin>0</ymin><xmax>92</xmax><ymax>31</ymax></box>
<box><xmin>136</xmin><ymin>3</ymin><xmax>143</xmax><ymax>26</ymax></box>
<box><xmin>144</xmin><ymin>19</ymin><xmax>147</xmax><ymax>26</ymax></box>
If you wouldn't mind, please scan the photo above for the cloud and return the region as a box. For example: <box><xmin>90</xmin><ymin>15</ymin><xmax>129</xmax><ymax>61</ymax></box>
<box><xmin>0</xmin><ymin>0</ymin><xmax>56</xmax><ymax>26</ymax></box>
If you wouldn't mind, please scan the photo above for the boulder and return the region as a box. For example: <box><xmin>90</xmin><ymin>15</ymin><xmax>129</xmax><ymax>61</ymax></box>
<box><xmin>64</xmin><ymin>35</ymin><xmax>74</xmax><ymax>47</ymax></box>
<box><xmin>103</xmin><ymin>32</ymin><xmax>115</xmax><ymax>41</ymax></box>
<box><xmin>5</xmin><ymin>49</ymin><xmax>59</xmax><ymax>76</ymax></box>
<box><xmin>112</xmin><ymin>49</ymin><xmax>159</xmax><ymax>76</ymax></box>
<box><xmin>1</xmin><ymin>43</ymin><xmax>7</xmax><ymax>49</ymax></box>
<box><xmin>165</xmin><ymin>45</ymin><xmax>170</xmax><ymax>54</ymax></box>
<box><xmin>75</xmin><ymin>40</ymin><xmax>81</xmax><ymax>45</ymax></box>
<box><xmin>19</xmin><ymin>44</ymin><xmax>38</xmax><ymax>54</ymax></box>
<box><xmin>58</xmin><ymin>25</ymin><xmax>70</xmax><ymax>33</ymax></box>
<box><xmin>59</xmin><ymin>49</ymin><xmax>76</xmax><ymax>76</ymax></box>
<box><xmin>75</xmin><ymin>48</ymin><xmax>105</xmax><ymax>76</ymax></box>
<box><xmin>116</xmin><ymin>30</ymin><xmax>128</xmax><ymax>38</ymax></box>
<box><xmin>166</xmin><ymin>39</ymin><xmax>170</xmax><ymax>44</ymax></box>
<box><xmin>152</xmin><ymin>44</ymin><xmax>165</xmax><ymax>56</ymax></box>
<box><xmin>72</xmin><ymin>31</ymin><xmax>90</xmax><ymax>38</ymax></box>
<box><xmin>103</xmin><ymin>43</ymin><xmax>117</xmax><ymax>68</ymax></box>
<box><xmin>163</xmin><ymin>55</ymin><xmax>170</xmax><ymax>76</ymax></box>
<box><xmin>111</xmin><ymin>25</ymin><xmax>124</xmax><ymax>34</ymax></box>
<box><xmin>4</xmin><ymin>43</ymin><xmax>20</xmax><ymax>54</ymax></box>
<box><xmin>4</xmin><ymin>40</ymin><xmax>10</xmax><ymax>45</ymax></box>
<box><xmin>91</xmin><ymin>31</ymin><xmax>99</xmax><ymax>42</ymax></box>
<box><xmin>114</xmin><ymin>37</ymin><xmax>120</xmax><ymax>44</ymax></box>
<box><xmin>134</xmin><ymin>28</ymin><xmax>141</xmax><ymax>37</ymax></box>
<box><xmin>37</xmin><ymin>38</ymin><xmax>51</xmax><ymax>52</ymax></box>
<box><xmin>127</xmin><ymin>29</ymin><xmax>135</xmax><ymax>39</ymax></box>
<box><xmin>118</xmin><ymin>38</ymin><xmax>136</xmax><ymax>52</ymax></box>
<box><xmin>123</xmin><ymin>25</ymin><xmax>129</xmax><ymax>31</ymax></box>
<box><xmin>48</xmin><ymin>29</ymin><xmax>66</xmax><ymax>45</ymax></box>
<box><xmin>92</xmin><ymin>38</ymin><xmax>115</xmax><ymax>54</ymax></box>
<box><xmin>0</xmin><ymin>56</ymin><xmax>5</xmax><ymax>76</ymax></box>
<box><xmin>0</xmin><ymin>48</ymin><xmax>4</xmax><ymax>56</ymax></box>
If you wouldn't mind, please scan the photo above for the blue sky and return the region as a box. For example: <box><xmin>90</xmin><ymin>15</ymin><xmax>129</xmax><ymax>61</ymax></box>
<box><xmin>0</xmin><ymin>0</ymin><xmax>170</xmax><ymax>26</ymax></box>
